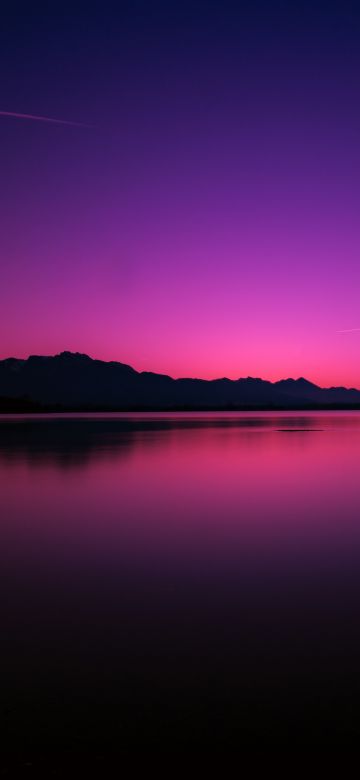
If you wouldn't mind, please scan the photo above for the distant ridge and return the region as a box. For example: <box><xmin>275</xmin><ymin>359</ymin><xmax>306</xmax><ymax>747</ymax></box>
<box><xmin>0</xmin><ymin>351</ymin><xmax>360</xmax><ymax>411</ymax></box>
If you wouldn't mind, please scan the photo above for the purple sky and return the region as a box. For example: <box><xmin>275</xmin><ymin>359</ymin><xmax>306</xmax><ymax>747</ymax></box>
<box><xmin>1</xmin><ymin>1</ymin><xmax>360</xmax><ymax>386</ymax></box>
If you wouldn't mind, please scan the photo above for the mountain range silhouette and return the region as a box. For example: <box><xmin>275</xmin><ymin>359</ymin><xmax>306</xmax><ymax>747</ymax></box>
<box><xmin>1</xmin><ymin>351</ymin><xmax>360</xmax><ymax>411</ymax></box>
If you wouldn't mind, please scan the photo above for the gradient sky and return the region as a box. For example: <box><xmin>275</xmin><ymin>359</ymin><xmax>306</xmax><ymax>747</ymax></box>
<box><xmin>1</xmin><ymin>1</ymin><xmax>360</xmax><ymax>386</ymax></box>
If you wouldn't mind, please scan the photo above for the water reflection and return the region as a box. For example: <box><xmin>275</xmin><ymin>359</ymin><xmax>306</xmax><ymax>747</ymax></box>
<box><xmin>0</xmin><ymin>410</ymin><xmax>348</xmax><ymax>468</ymax></box>
<box><xmin>2</xmin><ymin>412</ymin><xmax>360</xmax><ymax>762</ymax></box>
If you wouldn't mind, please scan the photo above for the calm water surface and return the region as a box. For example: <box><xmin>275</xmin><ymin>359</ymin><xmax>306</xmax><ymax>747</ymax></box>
<box><xmin>2</xmin><ymin>411</ymin><xmax>360</xmax><ymax>761</ymax></box>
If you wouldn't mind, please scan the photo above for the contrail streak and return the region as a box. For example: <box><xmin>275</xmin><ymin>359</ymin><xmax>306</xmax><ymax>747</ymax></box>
<box><xmin>0</xmin><ymin>110</ymin><xmax>90</xmax><ymax>127</ymax></box>
<box><xmin>337</xmin><ymin>328</ymin><xmax>360</xmax><ymax>334</ymax></box>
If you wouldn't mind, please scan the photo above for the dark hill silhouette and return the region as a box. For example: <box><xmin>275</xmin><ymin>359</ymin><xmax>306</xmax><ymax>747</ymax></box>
<box><xmin>0</xmin><ymin>351</ymin><xmax>360</xmax><ymax>410</ymax></box>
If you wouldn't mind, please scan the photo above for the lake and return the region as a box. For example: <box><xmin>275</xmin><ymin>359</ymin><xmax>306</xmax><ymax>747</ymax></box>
<box><xmin>2</xmin><ymin>411</ymin><xmax>360</xmax><ymax>764</ymax></box>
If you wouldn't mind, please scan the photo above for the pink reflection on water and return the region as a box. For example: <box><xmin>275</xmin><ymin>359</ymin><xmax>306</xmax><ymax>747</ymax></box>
<box><xmin>1</xmin><ymin>412</ymin><xmax>360</xmax><ymax>578</ymax></box>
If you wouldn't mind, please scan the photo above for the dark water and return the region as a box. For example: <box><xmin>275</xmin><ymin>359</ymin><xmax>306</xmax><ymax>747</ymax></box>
<box><xmin>2</xmin><ymin>411</ymin><xmax>360</xmax><ymax>764</ymax></box>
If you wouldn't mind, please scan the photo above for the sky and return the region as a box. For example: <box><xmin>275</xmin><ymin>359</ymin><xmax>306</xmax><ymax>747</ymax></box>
<box><xmin>1</xmin><ymin>0</ymin><xmax>360</xmax><ymax>386</ymax></box>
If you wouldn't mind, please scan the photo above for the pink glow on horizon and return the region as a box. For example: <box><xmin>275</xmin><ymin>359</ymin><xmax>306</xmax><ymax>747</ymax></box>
<box><xmin>2</xmin><ymin>143</ymin><xmax>360</xmax><ymax>388</ymax></box>
<box><xmin>2</xmin><ymin>225</ymin><xmax>360</xmax><ymax>388</ymax></box>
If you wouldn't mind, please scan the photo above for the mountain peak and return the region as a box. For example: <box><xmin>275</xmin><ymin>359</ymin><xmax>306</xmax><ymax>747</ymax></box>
<box><xmin>57</xmin><ymin>351</ymin><xmax>92</xmax><ymax>361</ymax></box>
<box><xmin>277</xmin><ymin>377</ymin><xmax>318</xmax><ymax>388</ymax></box>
